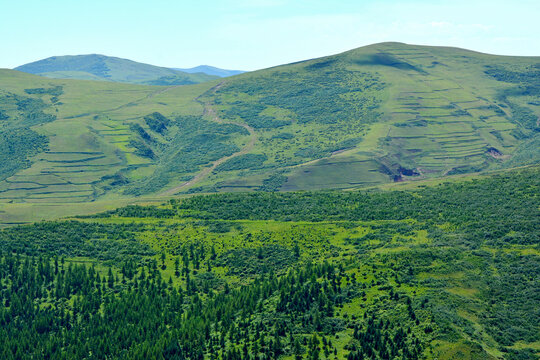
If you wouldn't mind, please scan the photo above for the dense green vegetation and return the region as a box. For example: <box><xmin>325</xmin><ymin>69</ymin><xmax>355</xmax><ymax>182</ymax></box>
<box><xmin>0</xmin><ymin>221</ymin><xmax>155</xmax><ymax>262</ymax></box>
<box><xmin>214</xmin><ymin>69</ymin><xmax>382</xmax><ymax>126</ymax></box>
<box><xmin>215</xmin><ymin>154</ymin><xmax>268</xmax><ymax>172</ymax></box>
<box><xmin>485</xmin><ymin>63</ymin><xmax>540</xmax><ymax>132</ymax></box>
<box><xmin>0</xmin><ymin>165</ymin><xmax>537</xmax><ymax>358</ymax></box>
<box><xmin>24</xmin><ymin>85</ymin><xmax>64</xmax><ymax>97</ymax></box>
<box><xmin>173</xmin><ymin>170</ymin><xmax>538</xmax><ymax>249</ymax></box>
<box><xmin>145</xmin><ymin>112</ymin><xmax>171</xmax><ymax>134</ymax></box>
<box><xmin>125</xmin><ymin>115</ymin><xmax>248</xmax><ymax>195</ymax></box>
<box><xmin>0</xmin><ymin>91</ymin><xmax>57</xmax><ymax>128</ymax></box>
<box><xmin>0</xmin><ymin>90</ymin><xmax>57</xmax><ymax>182</ymax></box>
<box><xmin>0</xmin><ymin>128</ymin><xmax>48</xmax><ymax>182</ymax></box>
<box><xmin>0</xmin><ymin>41</ymin><xmax>538</xmax><ymax>359</ymax></box>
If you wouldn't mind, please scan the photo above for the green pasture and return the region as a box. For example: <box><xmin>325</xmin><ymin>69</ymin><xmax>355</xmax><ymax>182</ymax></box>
<box><xmin>1</xmin><ymin>42</ymin><xmax>539</xmax><ymax>222</ymax></box>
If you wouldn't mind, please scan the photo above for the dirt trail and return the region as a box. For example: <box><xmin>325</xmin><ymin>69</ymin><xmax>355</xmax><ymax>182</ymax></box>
<box><xmin>160</xmin><ymin>83</ymin><xmax>257</xmax><ymax>196</ymax></box>
<box><xmin>62</xmin><ymin>85</ymin><xmax>181</xmax><ymax>120</ymax></box>
<box><xmin>104</xmin><ymin>85</ymin><xmax>182</xmax><ymax>113</ymax></box>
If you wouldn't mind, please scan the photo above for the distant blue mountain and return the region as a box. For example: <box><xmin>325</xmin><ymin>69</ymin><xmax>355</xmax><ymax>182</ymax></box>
<box><xmin>15</xmin><ymin>54</ymin><xmax>219</xmax><ymax>85</ymax></box>
<box><xmin>173</xmin><ymin>65</ymin><xmax>245</xmax><ymax>78</ymax></box>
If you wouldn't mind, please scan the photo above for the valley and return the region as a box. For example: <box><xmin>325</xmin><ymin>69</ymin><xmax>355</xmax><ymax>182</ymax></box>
<box><xmin>0</xmin><ymin>41</ymin><xmax>538</xmax><ymax>359</ymax></box>
<box><xmin>2</xmin><ymin>0</ymin><xmax>539</xmax><ymax>355</ymax></box>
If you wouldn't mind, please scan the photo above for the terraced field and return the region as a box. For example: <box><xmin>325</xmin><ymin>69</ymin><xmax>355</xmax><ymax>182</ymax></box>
<box><xmin>186</xmin><ymin>43</ymin><xmax>538</xmax><ymax>193</ymax></box>
<box><xmin>373</xmin><ymin>44</ymin><xmax>523</xmax><ymax>177</ymax></box>
<box><xmin>0</xmin><ymin>42</ymin><xmax>538</xmax><ymax>224</ymax></box>
<box><xmin>0</xmin><ymin>71</ymin><xmax>219</xmax><ymax>212</ymax></box>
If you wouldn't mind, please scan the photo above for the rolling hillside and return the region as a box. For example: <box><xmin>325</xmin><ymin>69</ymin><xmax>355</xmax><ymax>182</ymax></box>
<box><xmin>0</xmin><ymin>42</ymin><xmax>539</xmax><ymax>225</ymax></box>
<box><xmin>197</xmin><ymin>42</ymin><xmax>540</xmax><ymax>192</ymax></box>
<box><xmin>15</xmin><ymin>54</ymin><xmax>219</xmax><ymax>85</ymax></box>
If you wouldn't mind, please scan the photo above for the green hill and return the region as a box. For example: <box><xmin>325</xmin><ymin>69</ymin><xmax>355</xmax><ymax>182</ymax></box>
<box><xmin>198</xmin><ymin>42</ymin><xmax>539</xmax><ymax>192</ymax></box>
<box><xmin>0</xmin><ymin>42</ymin><xmax>539</xmax><ymax>225</ymax></box>
<box><xmin>15</xmin><ymin>54</ymin><xmax>219</xmax><ymax>85</ymax></box>
<box><xmin>0</xmin><ymin>165</ymin><xmax>537</xmax><ymax>359</ymax></box>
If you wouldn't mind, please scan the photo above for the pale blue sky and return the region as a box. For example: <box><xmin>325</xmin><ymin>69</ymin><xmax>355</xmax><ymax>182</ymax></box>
<box><xmin>1</xmin><ymin>0</ymin><xmax>538</xmax><ymax>70</ymax></box>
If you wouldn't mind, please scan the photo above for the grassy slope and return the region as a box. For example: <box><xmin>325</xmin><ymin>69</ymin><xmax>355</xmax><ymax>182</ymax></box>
<box><xmin>0</xmin><ymin>165</ymin><xmax>537</xmax><ymax>359</ymax></box>
<box><xmin>0</xmin><ymin>69</ymin><xmax>225</xmax><ymax>224</ymax></box>
<box><xmin>193</xmin><ymin>42</ymin><xmax>539</xmax><ymax>193</ymax></box>
<box><xmin>15</xmin><ymin>54</ymin><xmax>218</xmax><ymax>85</ymax></box>
<box><xmin>0</xmin><ymin>42</ymin><xmax>539</xmax><ymax>225</ymax></box>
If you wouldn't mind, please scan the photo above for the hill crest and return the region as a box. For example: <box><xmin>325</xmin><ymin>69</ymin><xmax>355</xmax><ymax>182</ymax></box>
<box><xmin>15</xmin><ymin>54</ymin><xmax>219</xmax><ymax>85</ymax></box>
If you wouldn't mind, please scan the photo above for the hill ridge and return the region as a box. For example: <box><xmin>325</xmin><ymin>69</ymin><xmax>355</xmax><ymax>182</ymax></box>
<box><xmin>15</xmin><ymin>54</ymin><xmax>219</xmax><ymax>85</ymax></box>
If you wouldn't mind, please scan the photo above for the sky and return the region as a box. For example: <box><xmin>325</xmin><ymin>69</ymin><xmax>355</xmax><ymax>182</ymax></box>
<box><xmin>1</xmin><ymin>0</ymin><xmax>539</xmax><ymax>71</ymax></box>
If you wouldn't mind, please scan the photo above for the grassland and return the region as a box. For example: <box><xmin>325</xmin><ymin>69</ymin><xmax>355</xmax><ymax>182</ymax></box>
<box><xmin>0</xmin><ymin>70</ymin><xmax>225</xmax><ymax>224</ymax></box>
<box><xmin>195</xmin><ymin>43</ymin><xmax>539</xmax><ymax>193</ymax></box>
<box><xmin>0</xmin><ymin>42</ymin><xmax>539</xmax><ymax>225</ymax></box>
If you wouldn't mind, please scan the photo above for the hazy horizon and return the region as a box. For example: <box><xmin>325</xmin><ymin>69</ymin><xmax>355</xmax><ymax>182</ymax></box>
<box><xmin>10</xmin><ymin>40</ymin><xmax>540</xmax><ymax>74</ymax></box>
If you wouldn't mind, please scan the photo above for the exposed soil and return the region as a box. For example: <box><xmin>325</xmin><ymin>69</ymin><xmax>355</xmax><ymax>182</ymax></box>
<box><xmin>486</xmin><ymin>147</ymin><xmax>509</xmax><ymax>160</ymax></box>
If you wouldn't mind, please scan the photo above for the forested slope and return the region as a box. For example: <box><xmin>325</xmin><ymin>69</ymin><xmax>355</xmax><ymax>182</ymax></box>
<box><xmin>0</xmin><ymin>165</ymin><xmax>538</xmax><ymax>359</ymax></box>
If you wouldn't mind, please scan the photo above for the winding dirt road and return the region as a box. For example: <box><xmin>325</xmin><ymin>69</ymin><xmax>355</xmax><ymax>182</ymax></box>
<box><xmin>160</xmin><ymin>84</ymin><xmax>257</xmax><ymax>196</ymax></box>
